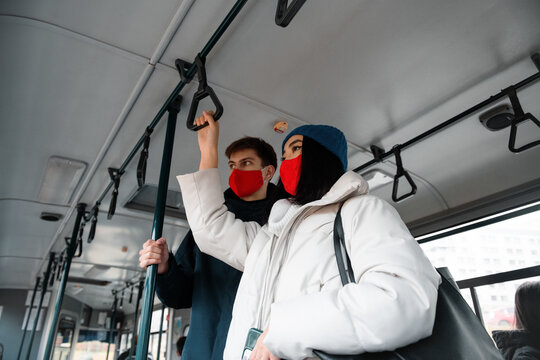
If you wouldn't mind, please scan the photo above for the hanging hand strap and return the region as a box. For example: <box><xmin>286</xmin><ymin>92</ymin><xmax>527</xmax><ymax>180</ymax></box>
<box><xmin>186</xmin><ymin>54</ymin><xmax>223</xmax><ymax>131</ymax></box>
<box><xmin>333</xmin><ymin>202</ymin><xmax>355</xmax><ymax>286</ymax></box>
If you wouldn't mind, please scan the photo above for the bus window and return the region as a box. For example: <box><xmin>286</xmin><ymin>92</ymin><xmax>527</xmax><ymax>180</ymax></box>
<box><xmin>420</xmin><ymin>207</ymin><xmax>540</xmax><ymax>335</ymax></box>
<box><xmin>149</xmin><ymin>307</ymin><xmax>168</xmax><ymax>360</ymax></box>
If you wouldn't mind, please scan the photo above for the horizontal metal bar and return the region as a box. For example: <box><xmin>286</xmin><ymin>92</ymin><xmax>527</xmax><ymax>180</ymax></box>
<box><xmin>457</xmin><ymin>265</ymin><xmax>540</xmax><ymax>289</ymax></box>
<box><xmin>353</xmin><ymin>71</ymin><xmax>540</xmax><ymax>173</ymax></box>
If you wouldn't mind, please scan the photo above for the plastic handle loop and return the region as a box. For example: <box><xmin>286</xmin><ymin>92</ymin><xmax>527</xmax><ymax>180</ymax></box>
<box><xmin>275</xmin><ymin>0</ymin><xmax>307</xmax><ymax>27</ymax></box>
<box><xmin>391</xmin><ymin>146</ymin><xmax>417</xmax><ymax>202</ymax></box>
<box><xmin>73</xmin><ymin>223</ymin><xmax>84</xmax><ymax>258</ymax></box>
<box><xmin>507</xmin><ymin>87</ymin><xmax>540</xmax><ymax>153</ymax></box>
<box><xmin>137</xmin><ymin>130</ymin><xmax>152</xmax><ymax>188</ymax></box>
<box><xmin>88</xmin><ymin>209</ymin><xmax>98</xmax><ymax>243</ymax></box>
<box><xmin>186</xmin><ymin>54</ymin><xmax>224</xmax><ymax>131</ymax></box>
<box><xmin>107</xmin><ymin>168</ymin><xmax>120</xmax><ymax>220</ymax></box>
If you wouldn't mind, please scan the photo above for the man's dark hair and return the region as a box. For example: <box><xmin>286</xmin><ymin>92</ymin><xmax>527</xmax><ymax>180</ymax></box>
<box><xmin>515</xmin><ymin>280</ymin><xmax>540</xmax><ymax>336</ymax></box>
<box><xmin>225</xmin><ymin>137</ymin><xmax>277</xmax><ymax>169</ymax></box>
<box><xmin>281</xmin><ymin>136</ymin><xmax>345</xmax><ymax>205</ymax></box>
<box><xmin>176</xmin><ymin>336</ymin><xmax>187</xmax><ymax>356</ymax></box>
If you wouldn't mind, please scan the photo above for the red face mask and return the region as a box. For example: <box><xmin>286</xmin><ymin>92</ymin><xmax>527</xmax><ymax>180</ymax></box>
<box><xmin>280</xmin><ymin>155</ymin><xmax>302</xmax><ymax>196</ymax></box>
<box><xmin>228</xmin><ymin>169</ymin><xmax>264</xmax><ymax>198</ymax></box>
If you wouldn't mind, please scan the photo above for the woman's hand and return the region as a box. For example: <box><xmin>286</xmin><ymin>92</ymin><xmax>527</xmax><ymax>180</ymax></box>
<box><xmin>194</xmin><ymin>110</ymin><xmax>219</xmax><ymax>170</ymax></box>
<box><xmin>138</xmin><ymin>237</ymin><xmax>170</xmax><ymax>275</ymax></box>
<box><xmin>249</xmin><ymin>327</ymin><xmax>280</xmax><ymax>360</ymax></box>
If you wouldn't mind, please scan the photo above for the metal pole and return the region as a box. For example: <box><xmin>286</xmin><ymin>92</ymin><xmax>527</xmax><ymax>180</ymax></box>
<box><xmin>129</xmin><ymin>280</ymin><xmax>144</xmax><ymax>359</ymax></box>
<box><xmin>24</xmin><ymin>254</ymin><xmax>55</xmax><ymax>360</ymax></box>
<box><xmin>136</xmin><ymin>97</ymin><xmax>180</xmax><ymax>360</ymax></box>
<box><xmin>156</xmin><ymin>304</ymin><xmax>165</xmax><ymax>360</ymax></box>
<box><xmin>106</xmin><ymin>295</ymin><xmax>118</xmax><ymax>360</ymax></box>
<box><xmin>16</xmin><ymin>276</ymin><xmax>41</xmax><ymax>360</ymax></box>
<box><xmin>353</xmin><ymin>70</ymin><xmax>540</xmax><ymax>173</ymax></box>
<box><xmin>43</xmin><ymin>203</ymin><xmax>86</xmax><ymax>360</ymax></box>
<box><xmin>470</xmin><ymin>287</ymin><xmax>485</xmax><ymax>325</ymax></box>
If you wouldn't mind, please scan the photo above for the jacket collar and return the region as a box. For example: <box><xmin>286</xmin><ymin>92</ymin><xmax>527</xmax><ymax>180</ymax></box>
<box><xmin>266</xmin><ymin>171</ymin><xmax>369</xmax><ymax>236</ymax></box>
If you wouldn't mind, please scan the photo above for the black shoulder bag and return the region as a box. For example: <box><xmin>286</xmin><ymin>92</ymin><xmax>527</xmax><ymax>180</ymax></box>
<box><xmin>313</xmin><ymin>203</ymin><xmax>503</xmax><ymax>360</ymax></box>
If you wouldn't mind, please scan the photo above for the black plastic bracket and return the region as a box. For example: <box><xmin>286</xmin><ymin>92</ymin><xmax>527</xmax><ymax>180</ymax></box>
<box><xmin>107</xmin><ymin>168</ymin><xmax>121</xmax><ymax>220</ymax></box>
<box><xmin>391</xmin><ymin>146</ymin><xmax>417</xmax><ymax>202</ymax></box>
<box><xmin>186</xmin><ymin>54</ymin><xmax>223</xmax><ymax>131</ymax></box>
<box><xmin>137</xmin><ymin>128</ymin><xmax>153</xmax><ymax>188</ymax></box>
<box><xmin>175</xmin><ymin>59</ymin><xmax>193</xmax><ymax>84</ymax></box>
<box><xmin>275</xmin><ymin>0</ymin><xmax>307</xmax><ymax>27</ymax></box>
<box><xmin>370</xmin><ymin>145</ymin><xmax>385</xmax><ymax>163</ymax></box>
<box><xmin>506</xmin><ymin>87</ymin><xmax>540</xmax><ymax>153</ymax></box>
<box><xmin>532</xmin><ymin>53</ymin><xmax>540</xmax><ymax>72</ymax></box>
<box><xmin>168</xmin><ymin>94</ymin><xmax>183</xmax><ymax>114</ymax></box>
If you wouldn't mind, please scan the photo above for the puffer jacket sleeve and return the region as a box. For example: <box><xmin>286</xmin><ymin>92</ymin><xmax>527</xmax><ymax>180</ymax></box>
<box><xmin>176</xmin><ymin>168</ymin><xmax>261</xmax><ymax>271</ymax></box>
<box><xmin>264</xmin><ymin>195</ymin><xmax>441</xmax><ymax>360</ymax></box>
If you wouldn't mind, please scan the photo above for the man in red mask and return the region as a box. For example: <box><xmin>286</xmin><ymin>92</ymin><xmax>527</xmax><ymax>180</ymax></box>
<box><xmin>139</xmin><ymin>130</ymin><xmax>279</xmax><ymax>360</ymax></box>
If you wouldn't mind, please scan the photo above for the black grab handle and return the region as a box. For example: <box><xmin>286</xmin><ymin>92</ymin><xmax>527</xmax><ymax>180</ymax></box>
<box><xmin>507</xmin><ymin>87</ymin><xmax>540</xmax><ymax>153</ymax></box>
<box><xmin>391</xmin><ymin>146</ymin><xmax>417</xmax><ymax>202</ymax></box>
<box><xmin>275</xmin><ymin>0</ymin><xmax>307</xmax><ymax>27</ymax></box>
<box><xmin>186</xmin><ymin>54</ymin><xmax>223</xmax><ymax>131</ymax></box>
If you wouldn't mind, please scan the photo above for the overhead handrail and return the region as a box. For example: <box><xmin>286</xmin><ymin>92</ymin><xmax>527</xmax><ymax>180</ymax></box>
<box><xmin>354</xmin><ymin>60</ymin><xmax>540</xmax><ymax>197</ymax></box>
<box><xmin>506</xmin><ymin>86</ymin><xmax>540</xmax><ymax>153</ymax></box>
<box><xmin>85</xmin><ymin>0</ymin><xmax>249</xmax><ymax>229</ymax></box>
<box><xmin>275</xmin><ymin>0</ymin><xmax>307</xmax><ymax>27</ymax></box>
<box><xmin>185</xmin><ymin>54</ymin><xmax>223</xmax><ymax>131</ymax></box>
<box><xmin>391</xmin><ymin>145</ymin><xmax>417</xmax><ymax>202</ymax></box>
<box><xmin>137</xmin><ymin>128</ymin><xmax>153</xmax><ymax>187</ymax></box>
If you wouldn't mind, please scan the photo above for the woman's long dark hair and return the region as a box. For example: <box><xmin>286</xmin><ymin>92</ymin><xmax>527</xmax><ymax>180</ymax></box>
<box><xmin>515</xmin><ymin>280</ymin><xmax>540</xmax><ymax>335</ymax></box>
<box><xmin>282</xmin><ymin>136</ymin><xmax>345</xmax><ymax>205</ymax></box>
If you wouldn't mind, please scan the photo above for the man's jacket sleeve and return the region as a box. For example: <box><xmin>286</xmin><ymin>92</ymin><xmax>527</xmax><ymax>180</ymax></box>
<box><xmin>155</xmin><ymin>231</ymin><xmax>196</xmax><ymax>309</ymax></box>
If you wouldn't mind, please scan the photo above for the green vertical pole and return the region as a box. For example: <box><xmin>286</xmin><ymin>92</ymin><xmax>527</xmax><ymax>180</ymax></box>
<box><xmin>24</xmin><ymin>253</ymin><xmax>55</xmax><ymax>360</ymax></box>
<box><xmin>106</xmin><ymin>295</ymin><xmax>118</xmax><ymax>360</ymax></box>
<box><xmin>129</xmin><ymin>280</ymin><xmax>144</xmax><ymax>359</ymax></box>
<box><xmin>16</xmin><ymin>276</ymin><xmax>40</xmax><ymax>360</ymax></box>
<box><xmin>43</xmin><ymin>203</ymin><xmax>86</xmax><ymax>360</ymax></box>
<box><xmin>136</xmin><ymin>96</ymin><xmax>181</xmax><ymax>360</ymax></box>
<box><xmin>156</xmin><ymin>304</ymin><xmax>165</xmax><ymax>360</ymax></box>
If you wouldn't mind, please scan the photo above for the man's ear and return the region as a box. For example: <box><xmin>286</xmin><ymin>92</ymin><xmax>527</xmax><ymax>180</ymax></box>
<box><xmin>265</xmin><ymin>165</ymin><xmax>276</xmax><ymax>181</ymax></box>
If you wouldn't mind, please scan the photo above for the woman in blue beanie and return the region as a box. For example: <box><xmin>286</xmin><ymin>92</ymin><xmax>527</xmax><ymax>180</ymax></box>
<box><xmin>172</xmin><ymin>112</ymin><xmax>440</xmax><ymax>360</ymax></box>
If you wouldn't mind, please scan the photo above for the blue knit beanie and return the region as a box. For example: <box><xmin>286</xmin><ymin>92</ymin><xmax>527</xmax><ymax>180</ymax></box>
<box><xmin>282</xmin><ymin>124</ymin><xmax>348</xmax><ymax>170</ymax></box>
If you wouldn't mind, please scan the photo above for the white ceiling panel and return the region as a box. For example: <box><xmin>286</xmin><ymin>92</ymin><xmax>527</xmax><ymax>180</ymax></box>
<box><xmin>0</xmin><ymin>0</ymin><xmax>181</xmax><ymax>58</ymax></box>
<box><xmin>0</xmin><ymin>200</ymin><xmax>67</xmax><ymax>258</ymax></box>
<box><xmin>164</xmin><ymin>0</ymin><xmax>540</xmax><ymax>147</ymax></box>
<box><xmin>0</xmin><ymin>16</ymin><xmax>148</xmax><ymax>201</ymax></box>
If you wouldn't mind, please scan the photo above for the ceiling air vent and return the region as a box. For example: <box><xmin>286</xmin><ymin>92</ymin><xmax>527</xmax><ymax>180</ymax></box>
<box><xmin>124</xmin><ymin>184</ymin><xmax>186</xmax><ymax>220</ymax></box>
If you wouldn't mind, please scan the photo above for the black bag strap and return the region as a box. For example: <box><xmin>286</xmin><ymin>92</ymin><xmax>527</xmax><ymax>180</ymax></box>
<box><xmin>333</xmin><ymin>202</ymin><xmax>355</xmax><ymax>286</ymax></box>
